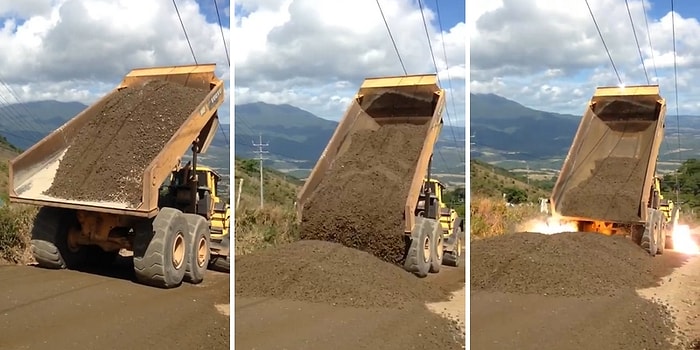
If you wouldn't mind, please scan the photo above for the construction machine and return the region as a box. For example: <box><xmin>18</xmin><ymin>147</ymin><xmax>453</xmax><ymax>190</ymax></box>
<box><xmin>296</xmin><ymin>74</ymin><xmax>464</xmax><ymax>277</ymax></box>
<box><xmin>658</xmin><ymin>186</ymin><xmax>680</xmax><ymax>250</ymax></box>
<box><xmin>8</xmin><ymin>64</ymin><xmax>230</xmax><ymax>288</ymax></box>
<box><xmin>548</xmin><ymin>85</ymin><xmax>678</xmax><ymax>256</ymax></box>
<box><xmin>417</xmin><ymin>178</ymin><xmax>464</xmax><ymax>267</ymax></box>
<box><xmin>160</xmin><ymin>163</ymin><xmax>231</xmax><ymax>271</ymax></box>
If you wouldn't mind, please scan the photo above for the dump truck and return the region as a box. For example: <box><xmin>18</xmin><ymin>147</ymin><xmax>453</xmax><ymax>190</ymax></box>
<box><xmin>8</xmin><ymin>64</ymin><xmax>230</xmax><ymax>288</ymax></box>
<box><xmin>548</xmin><ymin>85</ymin><xmax>676</xmax><ymax>256</ymax></box>
<box><xmin>295</xmin><ymin>74</ymin><xmax>464</xmax><ymax>277</ymax></box>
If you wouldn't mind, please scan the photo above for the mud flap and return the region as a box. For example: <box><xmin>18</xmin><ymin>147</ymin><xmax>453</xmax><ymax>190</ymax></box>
<box><xmin>641</xmin><ymin>209</ymin><xmax>662</xmax><ymax>256</ymax></box>
<box><xmin>209</xmin><ymin>235</ymin><xmax>230</xmax><ymax>273</ymax></box>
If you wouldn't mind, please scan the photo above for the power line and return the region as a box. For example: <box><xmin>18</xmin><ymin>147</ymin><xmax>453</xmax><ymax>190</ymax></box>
<box><xmin>172</xmin><ymin>0</ymin><xmax>198</xmax><ymax>64</ymax></box>
<box><xmin>417</xmin><ymin>0</ymin><xmax>463</xmax><ymax>160</ymax></box>
<box><xmin>252</xmin><ymin>133</ymin><xmax>269</xmax><ymax>208</ymax></box>
<box><xmin>671</xmin><ymin>0</ymin><xmax>681</xmax><ymax>203</ymax></box>
<box><xmin>213</xmin><ymin>0</ymin><xmax>230</xmax><ymax>66</ymax></box>
<box><xmin>585</xmin><ymin>0</ymin><xmax>623</xmax><ymax>85</ymax></box>
<box><xmin>624</xmin><ymin>0</ymin><xmax>650</xmax><ymax>84</ymax></box>
<box><xmin>641</xmin><ymin>0</ymin><xmax>659</xmax><ymax>82</ymax></box>
<box><xmin>434</xmin><ymin>0</ymin><xmax>465</xmax><ymax>162</ymax></box>
<box><xmin>375</xmin><ymin>0</ymin><xmax>407</xmax><ymax>75</ymax></box>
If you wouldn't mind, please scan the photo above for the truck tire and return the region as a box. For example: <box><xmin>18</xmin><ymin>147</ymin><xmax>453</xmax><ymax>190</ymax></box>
<box><xmin>182</xmin><ymin>213</ymin><xmax>210</xmax><ymax>284</ymax></box>
<box><xmin>429</xmin><ymin>223</ymin><xmax>443</xmax><ymax>273</ymax></box>
<box><xmin>209</xmin><ymin>255</ymin><xmax>230</xmax><ymax>273</ymax></box>
<box><xmin>30</xmin><ymin>207</ymin><xmax>86</xmax><ymax>269</ymax></box>
<box><xmin>657</xmin><ymin>220</ymin><xmax>666</xmax><ymax>255</ymax></box>
<box><xmin>133</xmin><ymin>208</ymin><xmax>189</xmax><ymax>289</ymax></box>
<box><xmin>665</xmin><ymin>233</ymin><xmax>674</xmax><ymax>250</ymax></box>
<box><xmin>444</xmin><ymin>227</ymin><xmax>463</xmax><ymax>267</ymax></box>
<box><xmin>403</xmin><ymin>217</ymin><xmax>433</xmax><ymax>278</ymax></box>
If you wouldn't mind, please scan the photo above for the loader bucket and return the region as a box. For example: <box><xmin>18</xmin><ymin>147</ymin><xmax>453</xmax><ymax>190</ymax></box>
<box><xmin>550</xmin><ymin>85</ymin><xmax>666</xmax><ymax>224</ymax></box>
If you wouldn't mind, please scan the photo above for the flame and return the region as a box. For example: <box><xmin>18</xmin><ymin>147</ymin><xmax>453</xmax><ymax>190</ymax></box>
<box><xmin>671</xmin><ymin>224</ymin><xmax>699</xmax><ymax>255</ymax></box>
<box><xmin>521</xmin><ymin>215</ymin><xmax>578</xmax><ymax>235</ymax></box>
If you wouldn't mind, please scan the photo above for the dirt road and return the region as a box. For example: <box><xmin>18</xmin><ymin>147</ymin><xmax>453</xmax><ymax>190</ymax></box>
<box><xmin>235</xmin><ymin>242</ymin><xmax>466</xmax><ymax>350</ymax></box>
<box><xmin>471</xmin><ymin>232</ymin><xmax>699</xmax><ymax>350</ymax></box>
<box><xmin>0</xmin><ymin>258</ymin><xmax>229</xmax><ymax>350</ymax></box>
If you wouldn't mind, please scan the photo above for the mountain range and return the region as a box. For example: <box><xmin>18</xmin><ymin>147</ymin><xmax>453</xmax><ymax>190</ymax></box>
<box><xmin>234</xmin><ymin>102</ymin><xmax>467</xmax><ymax>178</ymax></box>
<box><xmin>470</xmin><ymin>93</ymin><xmax>700</xmax><ymax>172</ymax></box>
<box><xmin>0</xmin><ymin>97</ymin><xmax>467</xmax><ymax>183</ymax></box>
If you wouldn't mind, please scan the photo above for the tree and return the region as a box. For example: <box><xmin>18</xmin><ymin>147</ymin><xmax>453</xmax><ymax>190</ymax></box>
<box><xmin>504</xmin><ymin>187</ymin><xmax>527</xmax><ymax>204</ymax></box>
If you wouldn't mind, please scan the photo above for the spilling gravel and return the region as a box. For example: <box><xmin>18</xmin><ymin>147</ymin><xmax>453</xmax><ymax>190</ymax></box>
<box><xmin>45</xmin><ymin>80</ymin><xmax>209</xmax><ymax>207</ymax></box>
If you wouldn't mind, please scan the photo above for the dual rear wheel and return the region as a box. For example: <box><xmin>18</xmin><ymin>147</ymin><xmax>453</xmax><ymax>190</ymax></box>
<box><xmin>30</xmin><ymin>207</ymin><xmax>212</xmax><ymax>289</ymax></box>
<box><xmin>403</xmin><ymin>217</ymin><xmax>460</xmax><ymax>278</ymax></box>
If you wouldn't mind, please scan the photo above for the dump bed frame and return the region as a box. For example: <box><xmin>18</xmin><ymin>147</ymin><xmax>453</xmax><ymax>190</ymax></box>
<box><xmin>550</xmin><ymin>85</ymin><xmax>666</xmax><ymax>224</ymax></box>
<box><xmin>8</xmin><ymin>64</ymin><xmax>225</xmax><ymax>218</ymax></box>
<box><xmin>296</xmin><ymin>74</ymin><xmax>446</xmax><ymax>234</ymax></box>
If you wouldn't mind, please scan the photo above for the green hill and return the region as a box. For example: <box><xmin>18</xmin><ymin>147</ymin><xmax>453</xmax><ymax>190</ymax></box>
<box><xmin>470</xmin><ymin>159</ymin><xmax>551</xmax><ymax>203</ymax></box>
<box><xmin>235</xmin><ymin>102</ymin><xmax>465</xmax><ymax>175</ymax></box>
<box><xmin>234</xmin><ymin>157</ymin><xmax>302</xmax><ymax>256</ymax></box>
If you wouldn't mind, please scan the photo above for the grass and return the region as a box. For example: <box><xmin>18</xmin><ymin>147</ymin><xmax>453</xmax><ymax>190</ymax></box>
<box><xmin>0</xmin><ymin>204</ymin><xmax>38</xmax><ymax>264</ymax></box>
<box><xmin>469</xmin><ymin>196</ymin><xmax>540</xmax><ymax>240</ymax></box>
<box><xmin>470</xmin><ymin>159</ymin><xmax>551</xmax><ymax>202</ymax></box>
<box><xmin>234</xmin><ymin>157</ymin><xmax>302</xmax><ymax>256</ymax></box>
<box><xmin>0</xmin><ymin>145</ymin><xmax>39</xmax><ymax>265</ymax></box>
<box><xmin>470</xmin><ymin>160</ymin><xmax>549</xmax><ymax>240</ymax></box>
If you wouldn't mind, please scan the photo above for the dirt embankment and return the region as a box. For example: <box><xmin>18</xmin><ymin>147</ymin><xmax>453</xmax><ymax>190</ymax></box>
<box><xmin>299</xmin><ymin>123</ymin><xmax>428</xmax><ymax>264</ymax></box>
<box><xmin>235</xmin><ymin>240</ymin><xmax>464</xmax><ymax>349</ymax></box>
<box><xmin>471</xmin><ymin>232</ymin><xmax>689</xmax><ymax>349</ymax></box>
<box><xmin>45</xmin><ymin>80</ymin><xmax>209</xmax><ymax>207</ymax></box>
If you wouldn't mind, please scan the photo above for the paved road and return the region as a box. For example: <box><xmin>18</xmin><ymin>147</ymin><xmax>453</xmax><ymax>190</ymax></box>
<box><xmin>0</xmin><ymin>259</ymin><xmax>229</xmax><ymax>350</ymax></box>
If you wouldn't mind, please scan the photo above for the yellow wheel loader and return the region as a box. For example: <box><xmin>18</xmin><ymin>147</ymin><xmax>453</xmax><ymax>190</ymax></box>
<box><xmin>416</xmin><ymin>178</ymin><xmax>463</xmax><ymax>267</ymax></box>
<box><xmin>8</xmin><ymin>64</ymin><xmax>230</xmax><ymax>288</ymax></box>
<box><xmin>160</xmin><ymin>162</ymin><xmax>231</xmax><ymax>272</ymax></box>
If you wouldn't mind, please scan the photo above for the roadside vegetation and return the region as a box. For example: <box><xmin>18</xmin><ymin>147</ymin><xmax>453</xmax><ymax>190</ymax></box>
<box><xmin>233</xmin><ymin>157</ymin><xmax>302</xmax><ymax>256</ymax></box>
<box><xmin>470</xmin><ymin>159</ymin><xmax>545</xmax><ymax>239</ymax></box>
<box><xmin>660</xmin><ymin>158</ymin><xmax>700</xmax><ymax>224</ymax></box>
<box><xmin>0</xmin><ymin>142</ymin><xmax>38</xmax><ymax>265</ymax></box>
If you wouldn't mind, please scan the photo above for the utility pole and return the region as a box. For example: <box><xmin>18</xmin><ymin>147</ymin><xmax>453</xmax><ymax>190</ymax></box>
<box><xmin>253</xmin><ymin>133</ymin><xmax>269</xmax><ymax>208</ymax></box>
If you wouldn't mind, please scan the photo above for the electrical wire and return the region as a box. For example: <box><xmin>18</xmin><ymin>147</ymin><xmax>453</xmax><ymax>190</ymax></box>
<box><xmin>375</xmin><ymin>0</ymin><xmax>407</xmax><ymax>75</ymax></box>
<box><xmin>641</xmin><ymin>0</ymin><xmax>659</xmax><ymax>82</ymax></box>
<box><xmin>624</xmin><ymin>0</ymin><xmax>650</xmax><ymax>84</ymax></box>
<box><xmin>585</xmin><ymin>0</ymin><xmax>623</xmax><ymax>85</ymax></box>
<box><xmin>417</xmin><ymin>0</ymin><xmax>463</xmax><ymax>161</ymax></box>
<box><xmin>671</xmin><ymin>0</ymin><xmax>681</xmax><ymax>203</ymax></box>
<box><xmin>213</xmin><ymin>0</ymin><xmax>230</xmax><ymax>66</ymax></box>
<box><xmin>434</xmin><ymin>0</ymin><xmax>466</xmax><ymax>162</ymax></box>
<box><xmin>172</xmin><ymin>0</ymin><xmax>198</xmax><ymax>64</ymax></box>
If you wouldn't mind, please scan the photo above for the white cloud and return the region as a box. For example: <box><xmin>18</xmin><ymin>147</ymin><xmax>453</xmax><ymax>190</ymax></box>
<box><xmin>0</xmin><ymin>0</ymin><xmax>231</xmax><ymax>122</ymax></box>
<box><xmin>234</xmin><ymin>0</ymin><xmax>466</xmax><ymax>125</ymax></box>
<box><xmin>470</xmin><ymin>0</ymin><xmax>700</xmax><ymax>116</ymax></box>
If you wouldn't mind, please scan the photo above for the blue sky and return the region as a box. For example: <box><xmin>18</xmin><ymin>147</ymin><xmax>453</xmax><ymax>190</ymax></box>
<box><xmin>470</xmin><ymin>0</ymin><xmax>700</xmax><ymax>117</ymax></box>
<box><xmin>233</xmin><ymin>0</ymin><xmax>466</xmax><ymax>128</ymax></box>
<box><xmin>0</xmin><ymin>0</ymin><xmax>231</xmax><ymax>123</ymax></box>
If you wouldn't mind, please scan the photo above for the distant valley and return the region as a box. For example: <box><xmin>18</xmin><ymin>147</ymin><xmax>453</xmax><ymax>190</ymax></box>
<box><xmin>233</xmin><ymin>102</ymin><xmax>466</xmax><ymax>184</ymax></box>
<box><xmin>470</xmin><ymin>93</ymin><xmax>700</xmax><ymax>175</ymax></box>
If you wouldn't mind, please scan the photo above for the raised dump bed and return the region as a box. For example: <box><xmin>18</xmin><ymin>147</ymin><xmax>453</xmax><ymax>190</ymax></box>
<box><xmin>9</xmin><ymin>64</ymin><xmax>224</xmax><ymax>217</ymax></box>
<box><xmin>550</xmin><ymin>85</ymin><xmax>666</xmax><ymax>226</ymax></box>
<box><xmin>7</xmin><ymin>64</ymin><xmax>230</xmax><ymax>289</ymax></box>
<box><xmin>296</xmin><ymin>74</ymin><xmax>460</xmax><ymax>277</ymax></box>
